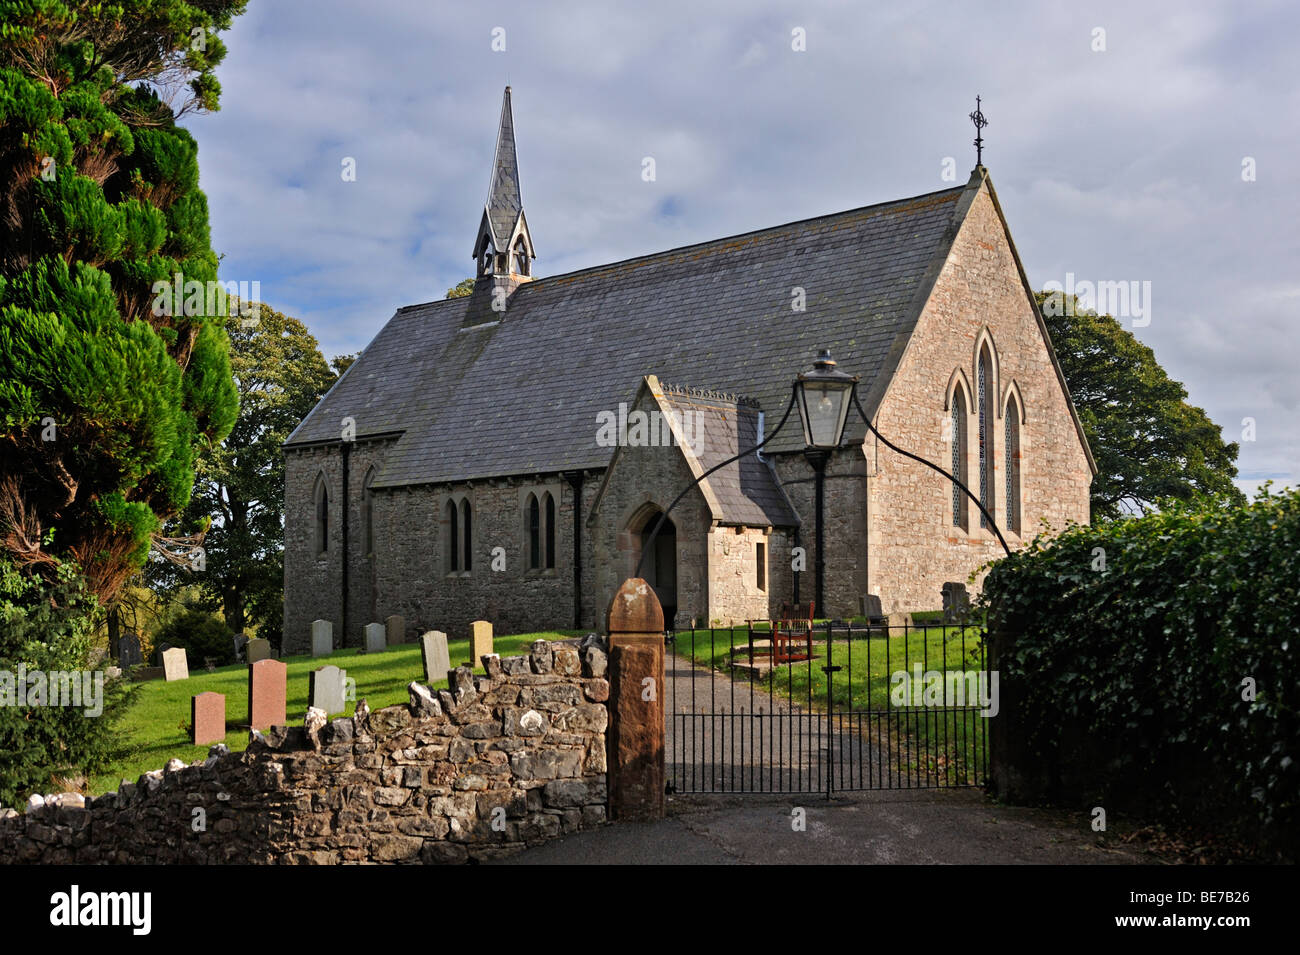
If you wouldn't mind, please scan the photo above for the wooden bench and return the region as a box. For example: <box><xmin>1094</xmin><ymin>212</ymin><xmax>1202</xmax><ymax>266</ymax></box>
<box><xmin>772</xmin><ymin>601</ymin><xmax>814</xmax><ymax>663</ymax></box>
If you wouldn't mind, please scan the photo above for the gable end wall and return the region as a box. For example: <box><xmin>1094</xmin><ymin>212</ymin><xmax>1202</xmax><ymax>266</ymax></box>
<box><xmin>866</xmin><ymin>184</ymin><xmax>1091</xmax><ymax>613</ymax></box>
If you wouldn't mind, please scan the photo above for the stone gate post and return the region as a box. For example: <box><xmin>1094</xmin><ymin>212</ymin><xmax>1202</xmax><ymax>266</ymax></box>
<box><xmin>605</xmin><ymin>577</ymin><xmax>666</xmax><ymax>821</ymax></box>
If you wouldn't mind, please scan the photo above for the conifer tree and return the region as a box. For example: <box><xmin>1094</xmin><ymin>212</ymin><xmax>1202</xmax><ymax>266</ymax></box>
<box><xmin>0</xmin><ymin>1</ymin><xmax>247</xmax><ymax>600</ymax></box>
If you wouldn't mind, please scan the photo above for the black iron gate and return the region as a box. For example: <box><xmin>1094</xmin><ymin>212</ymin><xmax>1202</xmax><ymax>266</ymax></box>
<box><xmin>666</xmin><ymin>619</ymin><xmax>990</xmax><ymax>795</ymax></box>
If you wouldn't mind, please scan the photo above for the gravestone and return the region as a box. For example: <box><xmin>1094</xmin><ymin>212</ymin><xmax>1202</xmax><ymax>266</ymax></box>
<box><xmin>153</xmin><ymin>642</ymin><xmax>174</xmax><ymax>666</ymax></box>
<box><xmin>311</xmin><ymin>619</ymin><xmax>333</xmax><ymax>657</ymax></box>
<box><xmin>859</xmin><ymin>594</ymin><xmax>886</xmax><ymax>624</ymax></box>
<box><xmin>248</xmin><ymin>659</ymin><xmax>287</xmax><ymax>730</ymax></box>
<box><xmin>191</xmin><ymin>691</ymin><xmax>226</xmax><ymax>745</ymax></box>
<box><xmin>941</xmin><ymin>582</ymin><xmax>970</xmax><ymax>624</ymax></box>
<box><xmin>419</xmin><ymin>630</ymin><xmax>451</xmax><ymax>686</ymax></box>
<box><xmin>232</xmin><ymin>632</ymin><xmax>249</xmax><ymax>663</ymax></box>
<box><xmin>469</xmin><ymin>620</ymin><xmax>493</xmax><ymax>667</ymax></box>
<box><xmin>117</xmin><ymin>633</ymin><xmax>143</xmax><ymax>668</ymax></box>
<box><xmin>161</xmin><ymin>647</ymin><xmax>189</xmax><ymax>682</ymax></box>
<box><xmin>886</xmin><ymin>611</ymin><xmax>913</xmax><ymax>631</ymax></box>
<box><xmin>385</xmin><ymin>614</ymin><xmax>405</xmax><ymax>646</ymax></box>
<box><xmin>309</xmin><ymin>665</ymin><xmax>348</xmax><ymax>715</ymax></box>
<box><xmin>363</xmin><ymin>622</ymin><xmax>386</xmax><ymax>653</ymax></box>
<box><xmin>246</xmin><ymin>637</ymin><xmax>271</xmax><ymax>663</ymax></box>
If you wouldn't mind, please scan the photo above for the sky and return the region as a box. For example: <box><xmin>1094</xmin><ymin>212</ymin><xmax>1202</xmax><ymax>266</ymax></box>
<box><xmin>182</xmin><ymin>0</ymin><xmax>1299</xmax><ymax>494</ymax></box>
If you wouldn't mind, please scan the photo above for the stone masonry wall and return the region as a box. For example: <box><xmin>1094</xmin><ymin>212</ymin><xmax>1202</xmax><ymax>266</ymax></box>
<box><xmin>283</xmin><ymin>436</ymin><xmax>396</xmax><ymax>653</ymax></box>
<box><xmin>0</xmin><ymin>642</ymin><xmax>609</xmax><ymax>864</ymax></box>
<box><xmin>866</xmin><ymin>180</ymin><xmax>1093</xmax><ymax>613</ymax></box>
<box><xmin>285</xmin><ymin>453</ymin><xmax>602</xmax><ymax>649</ymax></box>
<box><xmin>706</xmin><ymin>525</ymin><xmax>772</xmax><ymax>625</ymax></box>
<box><xmin>370</xmin><ymin>475</ymin><xmax>600</xmax><ymax>642</ymax></box>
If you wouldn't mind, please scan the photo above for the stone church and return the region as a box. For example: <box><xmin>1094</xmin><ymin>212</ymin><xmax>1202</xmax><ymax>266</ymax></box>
<box><xmin>282</xmin><ymin>87</ymin><xmax>1094</xmax><ymax>651</ymax></box>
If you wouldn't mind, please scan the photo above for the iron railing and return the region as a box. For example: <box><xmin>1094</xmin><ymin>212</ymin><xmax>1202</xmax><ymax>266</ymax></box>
<box><xmin>665</xmin><ymin>619</ymin><xmax>990</xmax><ymax>795</ymax></box>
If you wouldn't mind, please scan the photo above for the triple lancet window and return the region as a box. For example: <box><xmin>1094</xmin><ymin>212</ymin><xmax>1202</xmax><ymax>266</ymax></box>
<box><xmin>948</xmin><ymin>335</ymin><xmax>1024</xmax><ymax>536</ymax></box>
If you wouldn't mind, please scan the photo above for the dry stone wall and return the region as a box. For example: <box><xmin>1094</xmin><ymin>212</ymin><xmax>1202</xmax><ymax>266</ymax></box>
<box><xmin>0</xmin><ymin>641</ymin><xmax>609</xmax><ymax>864</ymax></box>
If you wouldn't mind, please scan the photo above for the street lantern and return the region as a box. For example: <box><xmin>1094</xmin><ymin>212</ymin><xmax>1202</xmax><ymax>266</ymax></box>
<box><xmin>795</xmin><ymin>350</ymin><xmax>858</xmax><ymax>449</ymax></box>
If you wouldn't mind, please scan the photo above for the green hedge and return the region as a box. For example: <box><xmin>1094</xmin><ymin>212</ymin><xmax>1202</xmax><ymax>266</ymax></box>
<box><xmin>0</xmin><ymin>557</ymin><xmax>134</xmax><ymax>807</ymax></box>
<box><xmin>982</xmin><ymin>488</ymin><xmax>1298</xmax><ymax>859</ymax></box>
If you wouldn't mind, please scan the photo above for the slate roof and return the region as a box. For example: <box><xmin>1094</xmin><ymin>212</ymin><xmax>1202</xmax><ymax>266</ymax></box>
<box><xmin>656</xmin><ymin>384</ymin><xmax>799</xmax><ymax>528</ymax></box>
<box><xmin>285</xmin><ymin>183</ymin><xmax>970</xmax><ymax>488</ymax></box>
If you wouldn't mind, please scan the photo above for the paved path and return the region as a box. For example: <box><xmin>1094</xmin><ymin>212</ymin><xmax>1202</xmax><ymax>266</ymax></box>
<box><xmin>495</xmin><ymin>790</ymin><xmax>1158</xmax><ymax>865</ymax></box>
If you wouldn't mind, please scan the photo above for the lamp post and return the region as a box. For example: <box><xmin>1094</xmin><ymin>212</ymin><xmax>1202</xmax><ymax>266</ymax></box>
<box><xmin>634</xmin><ymin>349</ymin><xmax>1010</xmax><ymax>622</ymax></box>
<box><xmin>794</xmin><ymin>351</ymin><xmax>858</xmax><ymax>614</ymax></box>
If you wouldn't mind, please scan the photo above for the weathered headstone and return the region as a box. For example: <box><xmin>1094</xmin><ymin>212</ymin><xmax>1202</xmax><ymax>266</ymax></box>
<box><xmin>246</xmin><ymin>637</ymin><xmax>271</xmax><ymax>663</ymax></box>
<box><xmin>191</xmin><ymin>691</ymin><xmax>226</xmax><ymax>746</ymax></box>
<box><xmin>232</xmin><ymin>632</ymin><xmax>249</xmax><ymax>662</ymax></box>
<box><xmin>364</xmin><ymin>622</ymin><xmax>386</xmax><ymax>653</ymax></box>
<box><xmin>385</xmin><ymin>614</ymin><xmax>405</xmax><ymax>646</ymax></box>
<box><xmin>469</xmin><ymin>620</ymin><xmax>493</xmax><ymax>667</ymax></box>
<box><xmin>941</xmin><ymin>582</ymin><xmax>970</xmax><ymax>624</ymax></box>
<box><xmin>309</xmin><ymin>665</ymin><xmax>348</xmax><ymax>715</ymax></box>
<box><xmin>859</xmin><ymin>594</ymin><xmax>886</xmax><ymax>624</ymax></box>
<box><xmin>161</xmin><ymin>646</ymin><xmax>189</xmax><ymax>682</ymax></box>
<box><xmin>117</xmin><ymin>633</ymin><xmax>142</xmax><ymax>667</ymax></box>
<box><xmin>311</xmin><ymin>619</ymin><xmax>333</xmax><ymax>657</ymax></box>
<box><xmin>248</xmin><ymin>659</ymin><xmax>287</xmax><ymax>730</ymax></box>
<box><xmin>419</xmin><ymin>630</ymin><xmax>451</xmax><ymax>685</ymax></box>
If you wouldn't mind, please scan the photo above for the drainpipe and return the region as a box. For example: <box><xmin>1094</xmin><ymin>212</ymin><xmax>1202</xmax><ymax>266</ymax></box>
<box><xmin>804</xmin><ymin>449</ymin><xmax>829</xmax><ymax>616</ymax></box>
<box><xmin>792</xmin><ymin>525</ymin><xmax>801</xmax><ymax>607</ymax></box>
<box><xmin>564</xmin><ymin>470</ymin><xmax>585</xmax><ymax>629</ymax></box>
<box><xmin>340</xmin><ymin>440</ymin><xmax>351</xmax><ymax>643</ymax></box>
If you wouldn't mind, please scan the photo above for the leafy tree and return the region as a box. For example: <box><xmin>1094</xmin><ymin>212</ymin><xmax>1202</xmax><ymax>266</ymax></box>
<box><xmin>152</xmin><ymin>304</ymin><xmax>338</xmax><ymax>641</ymax></box>
<box><xmin>151</xmin><ymin>601</ymin><xmax>233</xmax><ymax>667</ymax></box>
<box><xmin>0</xmin><ymin>1</ymin><xmax>247</xmax><ymax>602</ymax></box>
<box><xmin>1037</xmin><ymin>292</ymin><xmax>1243</xmax><ymax>519</ymax></box>
<box><xmin>445</xmin><ymin>277</ymin><xmax>474</xmax><ymax>298</ymax></box>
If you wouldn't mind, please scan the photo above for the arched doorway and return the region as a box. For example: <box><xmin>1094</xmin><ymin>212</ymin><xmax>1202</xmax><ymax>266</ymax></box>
<box><xmin>639</xmin><ymin>512</ymin><xmax>677</xmax><ymax>626</ymax></box>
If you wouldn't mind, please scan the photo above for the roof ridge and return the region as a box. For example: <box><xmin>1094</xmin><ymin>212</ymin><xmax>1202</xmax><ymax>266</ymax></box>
<box><xmin>510</xmin><ymin>185</ymin><xmax>964</xmax><ymax>291</ymax></box>
<box><xmin>396</xmin><ymin>295</ymin><xmax>475</xmax><ymax>314</ymax></box>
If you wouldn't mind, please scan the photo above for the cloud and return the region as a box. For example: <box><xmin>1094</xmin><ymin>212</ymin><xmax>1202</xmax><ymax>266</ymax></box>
<box><xmin>183</xmin><ymin>0</ymin><xmax>1299</xmax><ymax>489</ymax></box>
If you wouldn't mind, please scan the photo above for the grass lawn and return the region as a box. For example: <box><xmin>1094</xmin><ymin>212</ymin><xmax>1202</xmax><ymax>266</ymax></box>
<box><xmin>669</xmin><ymin>622</ymin><xmax>989</xmax><ymax>783</ymax></box>
<box><xmin>91</xmin><ymin>629</ymin><xmax>581</xmax><ymax>796</ymax></box>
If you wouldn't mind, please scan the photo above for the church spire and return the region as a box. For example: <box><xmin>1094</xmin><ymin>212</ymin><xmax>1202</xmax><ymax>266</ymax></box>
<box><xmin>474</xmin><ymin>86</ymin><xmax>535</xmax><ymax>280</ymax></box>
